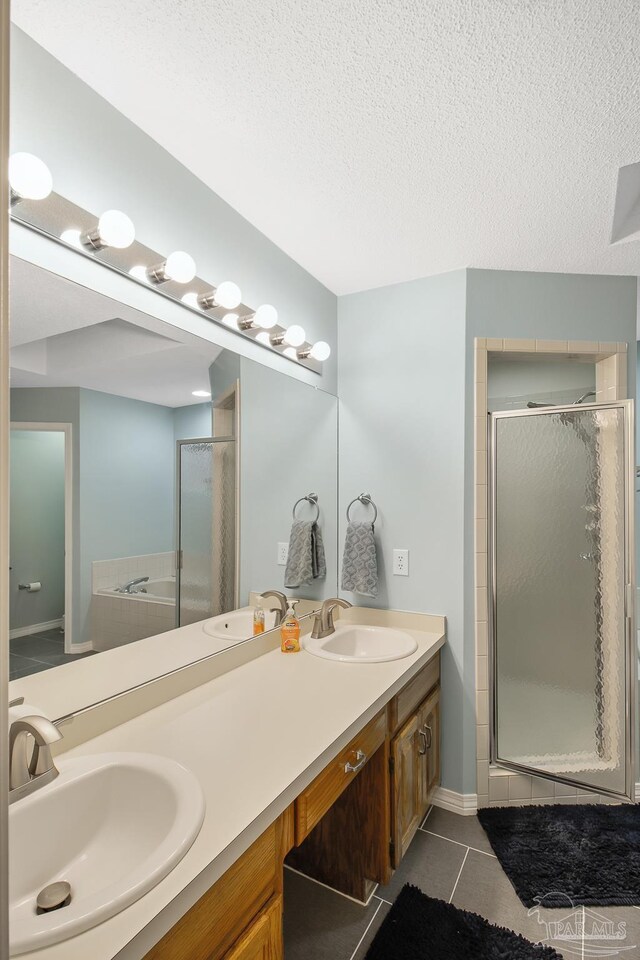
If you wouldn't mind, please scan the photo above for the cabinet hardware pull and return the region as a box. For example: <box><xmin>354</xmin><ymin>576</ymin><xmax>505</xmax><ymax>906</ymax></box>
<box><xmin>344</xmin><ymin>749</ymin><xmax>367</xmax><ymax>774</ymax></box>
<box><xmin>418</xmin><ymin>730</ymin><xmax>427</xmax><ymax>755</ymax></box>
<box><xmin>423</xmin><ymin>724</ymin><xmax>432</xmax><ymax>750</ymax></box>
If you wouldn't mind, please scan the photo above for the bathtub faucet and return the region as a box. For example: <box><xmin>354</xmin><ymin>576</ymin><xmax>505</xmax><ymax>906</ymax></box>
<box><xmin>116</xmin><ymin>576</ymin><xmax>149</xmax><ymax>594</ymax></box>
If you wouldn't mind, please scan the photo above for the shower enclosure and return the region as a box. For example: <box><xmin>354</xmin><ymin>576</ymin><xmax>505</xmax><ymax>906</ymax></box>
<box><xmin>176</xmin><ymin>436</ymin><xmax>237</xmax><ymax>627</ymax></box>
<box><xmin>489</xmin><ymin>401</ymin><xmax>635</xmax><ymax>800</ymax></box>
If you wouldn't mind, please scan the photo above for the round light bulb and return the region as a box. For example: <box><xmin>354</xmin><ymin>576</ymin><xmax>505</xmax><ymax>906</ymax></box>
<box><xmin>255</xmin><ymin>331</ymin><xmax>272</xmax><ymax>346</ymax></box>
<box><xmin>164</xmin><ymin>251</ymin><xmax>196</xmax><ymax>283</ymax></box>
<box><xmin>181</xmin><ymin>292</ymin><xmax>200</xmax><ymax>309</ymax></box>
<box><xmin>283</xmin><ymin>347</ymin><xmax>298</xmax><ymax>360</ymax></box>
<box><xmin>9</xmin><ymin>152</ymin><xmax>52</xmax><ymax>200</ymax></box>
<box><xmin>60</xmin><ymin>229</ymin><xmax>82</xmax><ymax>249</ymax></box>
<box><xmin>222</xmin><ymin>313</ymin><xmax>239</xmax><ymax>329</ymax></box>
<box><xmin>253</xmin><ymin>304</ymin><xmax>278</xmax><ymax>329</ymax></box>
<box><xmin>129</xmin><ymin>265</ymin><xmax>150</xmax><ymax>283</ymax></box>
<box><xmin>192</xmin><ymin>390</ymin><xmax>211</xmax><ymax>398</ymax></box>
<box><xmin>283</xmin><ymin>324</ymin><xmax>306</xmax><ymax>347</ymax></box>
<box><xmin>97</xmin><ymin>209</ymin><xmax>135</xmax><ymax>249</ymax></box>
<box><xmin>215</xmin><ymin>281</ymin><xmax>242</xmax><ymax>309</ymax></box>
<box><xmin>309</xmin><ymin>340</ymin><xmax>331</xmax><ymax>361</ymax></box>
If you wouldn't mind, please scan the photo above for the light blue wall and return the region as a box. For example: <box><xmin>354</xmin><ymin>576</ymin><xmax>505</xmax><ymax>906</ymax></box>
<box><xmin>78</xmin><ymin>389</ymin><xmax>175</xmax><ymax>645</ymax></box>
<box><xmin>10</xmin><ymin>27</ymin><xmax>338</xmax><ymax>394</ymax></box>
<box><xmin>338</xmin><ymin>270</ymin><xmax>469</xmax><ymax>793</ymax></box>
<box><xmin>9</xmin><ymin>430</ymin><xmax>65</xmax><ymax>630</ymax></box>
<box><xmin>173</xmin><ymin>403</ymin><xmax>212</xmax><ymax>443</ymax></box>
<box><xmin>239</xmin><ymin>358</ymin><xmax>338</xmax><ymax>603</ymax></box>
<box><xmin>11</xmin><ymin>387</ymin><xmax>179</xmax><ymax>647</ymax></box>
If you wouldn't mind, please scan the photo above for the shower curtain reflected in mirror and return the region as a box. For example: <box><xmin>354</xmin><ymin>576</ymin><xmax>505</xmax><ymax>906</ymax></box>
<box><xmin>490</xmin><ymin>402</ymin><xmax>635</xmax><ymax>799</ymax></box>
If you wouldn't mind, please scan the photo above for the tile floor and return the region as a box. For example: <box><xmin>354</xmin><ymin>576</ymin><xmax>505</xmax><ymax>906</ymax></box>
<box><xmin>283</xmin><ymin>804</ymin><xmax>640</xmax><ymax>959</ymax></box>
<box><xmin>9</xmin><ymin>629</ymin><xmax>97</xmax><ymax>679</ymax></box>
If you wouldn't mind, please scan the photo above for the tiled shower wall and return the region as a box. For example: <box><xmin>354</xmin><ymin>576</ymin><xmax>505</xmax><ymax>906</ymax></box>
<box><xmin>474</xmin><ymin>338</ymin><xmax>628</xmax><ymax>808</ymax></box>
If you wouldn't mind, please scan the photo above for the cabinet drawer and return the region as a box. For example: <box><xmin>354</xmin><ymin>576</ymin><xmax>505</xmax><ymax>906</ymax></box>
<box><xmin>143</xmin><ymin>819</ymin><xmax>281</xmax><ymax>960</ymax></box>
<box><xmin>295</xmin><ymin>711</ymin><xmax>386</xmax><ymax>843</ymax></box>
<box><xmin>223</xmin><ymin>895</ymin><xmax>282</xmax><ymax>960</ymax></box>
<box><xmin>391</xmin><ymin>654</ymin><xmax>440</xmax><ymax>733</ymax></box>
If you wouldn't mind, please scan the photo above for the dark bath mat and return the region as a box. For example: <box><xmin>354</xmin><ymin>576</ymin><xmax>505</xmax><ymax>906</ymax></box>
<box><xmin>365</xmin><ymin>884</ymin><xmax>561</xmax><ymax>959</ymax></box>
<box><xmin>478</xmin><ymin>802</ymin><xmax>640</xmax><ymax>907</ymax></box>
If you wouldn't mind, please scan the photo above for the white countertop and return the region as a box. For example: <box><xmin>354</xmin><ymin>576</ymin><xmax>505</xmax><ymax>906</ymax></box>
<box><xmin>16</xmin><ymin>618</ymin><xmax>445</xmax><ymax>960</ymax></box>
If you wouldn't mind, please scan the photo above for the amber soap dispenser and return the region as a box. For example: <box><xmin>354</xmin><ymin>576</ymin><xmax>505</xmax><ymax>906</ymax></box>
<box><xmin>280</xmin><ymin>601</ymin><xmax>301</xmax><ymax>653</ymax></box>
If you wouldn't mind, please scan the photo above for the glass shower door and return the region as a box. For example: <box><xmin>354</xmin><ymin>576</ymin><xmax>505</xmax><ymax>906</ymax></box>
<box><xmin>490</xmin><ymin>402</ymin><xmax>635</xmax><ymax>799</ymax></box>
<box><xmin>177</xmin><ymin>437</ymin><xmax>237</xmax><ymax>626</ymax></box>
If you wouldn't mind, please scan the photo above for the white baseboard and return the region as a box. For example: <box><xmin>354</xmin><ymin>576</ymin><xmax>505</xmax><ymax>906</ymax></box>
<box><xmin>432</xmin><ymin>786</ymin><xmax>478</xmax><ymax>816</ymax></box>
<box><xmin>68</xmin><ymin>640</ymin><xmax>92</xmax><ymax>654</ymax></box>
<box><xmin>10</xmin><ymin>618</ymin><xmax>64</xmax><ymax>640</ymax></box>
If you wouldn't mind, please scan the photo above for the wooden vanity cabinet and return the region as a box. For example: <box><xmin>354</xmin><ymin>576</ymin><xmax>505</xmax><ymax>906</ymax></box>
<box><xmin>142</xmin><ymin>652</ymin><xmax>441</xmax><ymax>959</ymax></box>
<box><xmin>389</xmin><ymin>661</ymin><xmax>440</xmax><ymax>867</ymax></box>
<box><xmin>142</xmin><ymin>810</ymin><xmax>292</xmax><ymax>960</ymax></box>
<box><xmin>224</xmin><ymin>897</ymin><xmax>282</xmax><ymax>960</ymax></box>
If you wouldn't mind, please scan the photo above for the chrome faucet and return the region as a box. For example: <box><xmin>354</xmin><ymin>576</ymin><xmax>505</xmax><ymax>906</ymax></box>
<box><xmin>9</xmin><ymin>714</ymin><xmax>63</xmax><ymax>803</ymax></box>
<box><xmin>116</xmin><ymin>576</ymin><xmax>149</xmax><ymax>594</ymax></box>
<box><xmin>311</xmin><ymin>598</ymin><xmax>352</xmax><ymax>639</ymax></box>
<box><xmin>260</xmin><ymin>590</ymin><xmax>289</xmax><ymax>625</ymax></box>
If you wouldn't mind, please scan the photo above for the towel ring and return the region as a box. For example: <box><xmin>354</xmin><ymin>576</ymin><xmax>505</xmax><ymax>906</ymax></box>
<box><xmin>292</xmin><ymin>492</ymin><xmax>320</xmax><ymax>523</ymax></box>
<box><xmin>346</xmin><ymin>492</ymin><xmax>378</xmax><ymax>527</ymax></box>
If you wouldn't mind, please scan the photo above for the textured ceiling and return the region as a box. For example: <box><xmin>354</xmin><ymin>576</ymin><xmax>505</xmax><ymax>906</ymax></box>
<box><xmin>11</xmin><ymin>0</ymin><xmax>640</xmax><ymax>295</ymax></box>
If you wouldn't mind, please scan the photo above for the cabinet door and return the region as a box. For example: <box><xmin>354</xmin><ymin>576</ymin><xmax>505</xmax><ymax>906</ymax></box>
<box><xmin>391</xmin><ymin>711</ymin><xmax>423</xmax><ymax>865</ymax></box>
<box><xmin>223</xmin><ymin>896</ymin><xmax>282</xmax><ymax>960</ymax></box>
<box><xmin>420</xmin><ymin>687</ymin><xmax>440</xmax><ymax>808</ymax></box>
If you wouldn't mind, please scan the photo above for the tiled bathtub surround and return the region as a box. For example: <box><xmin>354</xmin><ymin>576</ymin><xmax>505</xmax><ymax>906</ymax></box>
<box><xmin>474</xmin><ymin>338</ymin><xmax>628</xmax><ymax>808</ymax></box>
<box><xmin>90</xmin><ymin>552</ymin><xmax>176</xmax><ymax>651</ymax></box>
<box><xmin>91</xmin><ymin>551</ymin><xmax>175</xmax><ymax>593</ymax></box>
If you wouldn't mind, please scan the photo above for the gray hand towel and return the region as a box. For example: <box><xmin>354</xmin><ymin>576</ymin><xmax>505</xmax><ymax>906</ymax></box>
<box><xmin>341</xmin><ymin>521</ymin><xmax>378</xmax><ymax>598</ymax></box>
<box><xmin>285</xmin><ymin>520</ymin><xmax>327</xmax><ymax>588</ymax></box>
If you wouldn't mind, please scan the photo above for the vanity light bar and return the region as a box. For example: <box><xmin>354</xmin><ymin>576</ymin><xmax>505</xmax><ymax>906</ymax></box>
<box><xmin>8</xmin><ymin>153</ymin><xmax>330</xmax><ymax>373</ymax></box>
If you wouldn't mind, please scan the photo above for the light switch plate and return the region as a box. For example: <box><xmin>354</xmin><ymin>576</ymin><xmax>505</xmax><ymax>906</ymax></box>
<box><xmin>393</xmin><ymin>549</ymin><xmax>409</xmax><ymax>576</ymax></box>
<box><xmin>277</xmin><ymin>542</ymin><xmax>289</xmax><ymax>565</ymax></box>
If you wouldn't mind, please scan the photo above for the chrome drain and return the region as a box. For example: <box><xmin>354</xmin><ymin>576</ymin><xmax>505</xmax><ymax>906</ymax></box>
<box><xmin>36</xmin><ymin>881</ymin><xmax>71</xmax><ymax>914</ymax></box>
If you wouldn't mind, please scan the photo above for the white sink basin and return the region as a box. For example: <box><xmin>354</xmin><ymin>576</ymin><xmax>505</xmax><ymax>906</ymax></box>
<box><xmin>203</xmin><ymin>608</ymin><xmax>277</xmax><ymax>641</ymax></box>
<box><xmin>305</xmin><ymin>623</ymin><xmax>418</xmax><ymax>663</ymax></box>
<box><xmin>10</xmin><ymin>752</ymin><xmax>205</xmax><ymax>955</ymax></box>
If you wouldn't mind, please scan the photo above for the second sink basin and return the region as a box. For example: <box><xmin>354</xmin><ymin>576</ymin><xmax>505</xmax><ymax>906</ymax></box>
<box><xmin>10</xmin><ymin>752</ymin><xmax>205</xmax><ymax>955</ymax></box>
<box><xmin>305</xmin><ymin>623</ymin><xmax>418</xmax><ymax>663</ymax></box>
<box><xmin>203</xmin><ymin>608</ymin><xmax>277</xmax><ymax>641</ymax></box>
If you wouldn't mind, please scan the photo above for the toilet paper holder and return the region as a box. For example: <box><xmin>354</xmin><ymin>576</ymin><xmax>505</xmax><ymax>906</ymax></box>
<box><xmin>18</xmin><ymin>582</ymin><xmax>41</xmax><ymax>592</ymax></box>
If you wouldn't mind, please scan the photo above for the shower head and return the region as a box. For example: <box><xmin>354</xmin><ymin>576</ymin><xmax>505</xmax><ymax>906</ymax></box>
<box><xmin>574</xmin><ymin>390</ymin><xmax>596</xmax><ymax>405</ymax></box>
<box><xmin>526</xmin><ymin>389</ymin><xmax>596</xmax><ymax>410</ymax></box>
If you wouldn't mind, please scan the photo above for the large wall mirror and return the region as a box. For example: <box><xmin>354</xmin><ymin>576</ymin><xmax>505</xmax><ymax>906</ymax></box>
<box><xmin>8</xmin><ymin>256</ymin><xmax>338</xmax><ymax>709</ymax></box>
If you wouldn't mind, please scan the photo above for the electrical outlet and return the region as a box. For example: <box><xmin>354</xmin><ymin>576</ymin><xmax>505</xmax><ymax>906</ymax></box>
<box><xmin>393</xmin><ymin>549</ymin><xmax>409</xmax><ymax>576</ymax></box>
<box><xmin>277</xmin><ymin>542</ymin><xmax>289</xmax><ymax>565</ymax></box>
